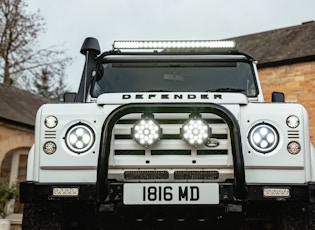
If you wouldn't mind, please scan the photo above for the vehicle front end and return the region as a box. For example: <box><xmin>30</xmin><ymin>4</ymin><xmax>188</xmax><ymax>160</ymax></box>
<box><xmin>20</xmin><ymin>39</ymin><xmax>315</xmax><ymax>229</ymax></box>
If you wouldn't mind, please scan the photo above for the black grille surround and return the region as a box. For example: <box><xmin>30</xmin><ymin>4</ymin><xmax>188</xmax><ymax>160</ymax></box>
<box><xmin>97</xmin><ymin>103</ymin><xmax>246</xmax><ymax>201</ymax></box>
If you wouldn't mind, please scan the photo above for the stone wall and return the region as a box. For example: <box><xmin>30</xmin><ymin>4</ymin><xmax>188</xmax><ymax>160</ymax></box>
<box><xmin>0</xmin><ymin>121</ymin><xmax>33</xmax><ymax>172</ymax></box>
<box><xmin>258</xmin><ymin>60</ymin><xmax>315</xmax><ymax>145</ymax></box>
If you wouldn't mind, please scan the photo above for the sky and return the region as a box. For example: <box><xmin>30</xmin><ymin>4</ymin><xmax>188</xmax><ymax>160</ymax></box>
<box><xmin>27</xmin><ymin>0</ymin><xmax>315</xmax><ymax>91</ymax></box>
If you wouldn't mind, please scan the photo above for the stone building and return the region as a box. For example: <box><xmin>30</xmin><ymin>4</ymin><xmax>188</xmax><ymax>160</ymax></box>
<box><xmin>0</xmin><ymin>83</ymin><xmax>49</xmax><ymax>225</ymax></box>
<box><xmin>233</xmin><ymin>20</ymin><xmax>315</xmax><ymax>145</ymax></box>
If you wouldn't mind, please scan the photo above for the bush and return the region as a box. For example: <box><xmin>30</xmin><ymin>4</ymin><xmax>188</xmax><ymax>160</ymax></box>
<box><xmin>0</xmin><ymin>183</ymin><xmax>18</xmax><ymax>218</ymax></box>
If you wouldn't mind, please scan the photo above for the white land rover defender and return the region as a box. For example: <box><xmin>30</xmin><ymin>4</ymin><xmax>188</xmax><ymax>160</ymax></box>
<box><xmin>20</xmin><ymin>38</ymin><xmax>315</xmax><ymax>229</ymax></box>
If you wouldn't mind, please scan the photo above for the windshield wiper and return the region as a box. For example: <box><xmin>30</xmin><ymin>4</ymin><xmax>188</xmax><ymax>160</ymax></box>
<box><xmin>206</xmin><ymin>88</ymin><xmax>245</xmax><ymax>93</ymax></box>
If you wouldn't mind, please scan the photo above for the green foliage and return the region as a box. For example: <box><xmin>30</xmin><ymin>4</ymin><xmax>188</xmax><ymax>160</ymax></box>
<box><xmin>0</xmin><ymin>183</ymin><xmax>18</xmax><ymax>218</ymax></box>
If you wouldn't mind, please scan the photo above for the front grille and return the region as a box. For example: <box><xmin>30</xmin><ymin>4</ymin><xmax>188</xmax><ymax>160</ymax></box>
<box><xmin>108</xmin><ymin>110</ymin><xmax>232</xmax><ymax>182</ymax></box>
<box><xmin>113</xmin><ymin>112</ymin><xmax>229</xmax><ymax>157</ymax></box>
<box><xmin>105</xmin><ymin>108</ymin><xmax>235</xmax><ymax>183</ymax></box>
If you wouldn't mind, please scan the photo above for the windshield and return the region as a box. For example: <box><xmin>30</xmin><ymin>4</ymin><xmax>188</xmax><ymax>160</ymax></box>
<box><xmin>91</xmin><ymin>61</ymin><xmax>258</xmax><ymax>97</ymax></box>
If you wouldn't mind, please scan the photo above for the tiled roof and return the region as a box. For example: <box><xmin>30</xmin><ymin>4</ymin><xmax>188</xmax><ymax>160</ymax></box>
<box><xmin>0</xmin><ymin>84</ymin><xmax>50</xmax><ymax>127</ymax></box>
<box><xmin>165</xmin><ymin>22</ymin><xmax>315</xmax><ymax>66</ymax></box>
<box><xmin>232</xmin><ymin>21</ymin><xmax>315</xmax><ymax>66</ymax></box>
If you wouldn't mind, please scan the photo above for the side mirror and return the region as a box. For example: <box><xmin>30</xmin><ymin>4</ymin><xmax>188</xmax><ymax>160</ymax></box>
<box><xmin>272</xmin><ymin>92</ymin><xmax>285</xmax><ymax>102</ymax></box>
<box><xmin>63</xmin><ymin>92</ymin><xmax>77</xmax><ymax>103</ymax></box>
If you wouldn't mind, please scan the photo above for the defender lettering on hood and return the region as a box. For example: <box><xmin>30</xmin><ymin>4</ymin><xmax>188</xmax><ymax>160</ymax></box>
<box><xmin>122</xmin><ymin>93</ymin><xmax>222</xmax><ymax>100</ymax></box>
<box><xmin>96</xmin><ymin>92</ymin><xmax>249</xmax><ymax>105</ymax></box>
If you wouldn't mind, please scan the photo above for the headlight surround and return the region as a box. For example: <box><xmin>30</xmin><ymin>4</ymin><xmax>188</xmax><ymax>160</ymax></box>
<box><xmin>65</xmin><ymin>123</ymin><xmax>95</xmax><ymax>153</ymax></box>
<box><xmin>181</xmin><ymin>116</ymin><xmax>211</xmax><ymax>147</ymax></box>
<box><xmin>131</xmin><ymin>116</ymin><xmax>162</xmax><ymax>147</ymax></box>
<box><xmin>248</xmin><ymin>123</ymin><xmax>279</xmax><ymax>153</ymax></box>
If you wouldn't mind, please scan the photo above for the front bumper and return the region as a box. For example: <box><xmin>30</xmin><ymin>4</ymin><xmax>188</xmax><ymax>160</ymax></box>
<box><xmin>20</xmin><ymin>181</ymin><xmax>315</xmax><ymax>204</ymax></box>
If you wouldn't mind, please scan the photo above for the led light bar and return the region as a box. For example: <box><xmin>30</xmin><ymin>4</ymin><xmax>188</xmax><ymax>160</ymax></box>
<box><xmin>52</xmin><ymin>187</ymin><xmax>79</xmax><ymax>197</ymax></box>
<box><xmin>113</xmin><ymin>40</ymin><xmax>235</xmax><ymax>49</ymax></box>
<box><xmin>263</xmin><ymin>187</ymin><xmax>290</xmax><ymax>198</ymax></box>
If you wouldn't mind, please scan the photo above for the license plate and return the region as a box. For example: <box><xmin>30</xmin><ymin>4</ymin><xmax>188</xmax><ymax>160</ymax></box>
<box><xmin>123</xmin><ymin>183</ymin><xmax>219</xmax><ymax>205</ymax></box>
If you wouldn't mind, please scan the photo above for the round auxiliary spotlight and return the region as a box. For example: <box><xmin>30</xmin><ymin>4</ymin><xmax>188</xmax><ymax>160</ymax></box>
<box><xmin>181</xmin><ymin>116</ymin><xmax>211</xmax><ymax>147</ymax></box>
<box><xmin>131</xmin><ymin>116</ymin><xmax>162</xmax><ymax>147</ymax></box>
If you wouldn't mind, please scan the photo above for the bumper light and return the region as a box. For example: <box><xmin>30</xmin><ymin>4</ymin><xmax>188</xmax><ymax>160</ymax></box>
<box><xmin>263</xmin><ymin>187</ymin><xmax>290</xmax><ymax>198</ymax></box>
<box><xmin>181</xmin><ymin>116</ymin><xmax>211</xmax><ymax>147</ymax></box>
<box><xmin>52</xmin><ymin>187</ymin><xmax>79</xmax><ymax>197</ymax></box>
<box><xmin>131</xmin><ymin>116</ymin><xmax>162</xmax><ymax>147</ymax></box>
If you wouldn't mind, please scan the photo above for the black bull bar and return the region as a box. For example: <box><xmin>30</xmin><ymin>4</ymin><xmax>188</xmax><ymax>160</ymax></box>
<box><xmin>96</xmin><ymin>103</ymin><xmax>246</xmax><ymax>201</ymax></box>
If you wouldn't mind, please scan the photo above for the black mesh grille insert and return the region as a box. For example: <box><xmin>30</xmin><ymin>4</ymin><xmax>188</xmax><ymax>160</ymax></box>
<box><xmin>124</xmin><ymin>171</ymin><xmax>169</xmax><ymax>180</ymax></box>
<box><xmin>174</xmin><ymin>171</ymin><xmax>219</xmax><ymax>180</ymax></box>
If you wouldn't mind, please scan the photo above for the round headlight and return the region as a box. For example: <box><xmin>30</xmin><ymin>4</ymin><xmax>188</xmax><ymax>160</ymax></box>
<box><xmin>44</xmin><ymin>116</ymin><xmax>58</xmax><ymax>128</ymax></box>
<box><xmin>248</xmin><ymin>123</ymin><xmax>279</xmax><ymax>153</ymax></box>
<box><xmin>131</xmin><ymin>117</ymin><xmax>162</xmax><ymax>147</ymax></box>
<box><xmin>286</xmin><ymin>115</ymin><xmax>300</xmax><ymax>128</ymax></box>
<box><xmin>287</xmin><ymin>141</ymin><xmax>301</xmax><ymax>155</ymax></box>
<box><xmin>181</xmin><ymin>117</ymin><xmax>211</xmax><ymax>147</ymax></box>
<box><xmin>65</xmin><ymin>124</ymin><xmax>95</xmax><ymax>153</ymax></box>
